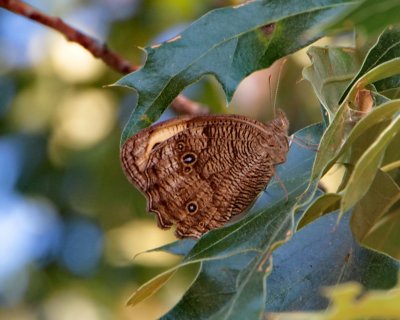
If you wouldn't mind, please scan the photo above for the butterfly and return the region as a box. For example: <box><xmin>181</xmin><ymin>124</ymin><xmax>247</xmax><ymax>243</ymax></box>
<box><xmin>120</xmin><ymin>110</ymin><xmax>289</xmax><ymax>239</ymax></box>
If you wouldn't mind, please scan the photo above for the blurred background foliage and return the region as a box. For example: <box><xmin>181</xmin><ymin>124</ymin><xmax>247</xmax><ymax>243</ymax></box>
<box><xmin>0</xmin><ymin>0</ymin><xmax>365</xmax><ymax>319</ymax></box>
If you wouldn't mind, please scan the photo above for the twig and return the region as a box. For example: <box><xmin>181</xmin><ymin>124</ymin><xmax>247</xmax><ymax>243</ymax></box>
<box><xmin>172</xmin><ymin>95</ymin><xmax>208</xmax><ymax>115</ymax></box>
<box><xmin>0</xmin><ymin>0</ymin><xmax>135</xmax><ymax>74</ymax></box>
<box><xmin>0</xmin><ymin>0</ymin><xmax>207</xmax><ymax>115</ymax></box>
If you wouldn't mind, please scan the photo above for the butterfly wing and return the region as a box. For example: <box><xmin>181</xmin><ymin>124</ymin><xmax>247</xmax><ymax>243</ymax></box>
<box><xmin>143</xmin><ymin>115</ymin><xmax>288</xmax><ymax>238</ymax></box>
<box><xmin>120</xmin><ymin>117</ymin><xmax>193</xmax><ymax>190</ymax></box>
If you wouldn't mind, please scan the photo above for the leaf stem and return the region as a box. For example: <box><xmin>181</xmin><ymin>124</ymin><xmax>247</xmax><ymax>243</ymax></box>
<box><xmin>381</xmin><ymin>160</ymin><xmax>400</xmax><ymax>173</ymax></box>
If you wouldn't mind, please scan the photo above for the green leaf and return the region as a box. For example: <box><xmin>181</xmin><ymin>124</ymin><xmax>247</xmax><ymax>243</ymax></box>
<box><xmin>297</xmin><ymin>193</ymin><xmax>341</xmax><ymax>229</ymax></box>
<box><xmin>309</xmin><ymin>58</ymin><xmax>400</xmax><ymax>194</ymax></box>
<box><xmin>161</xmin><ymin>252</ymin><xmax>258</xmax><ymax>320</ymax></box>
<box><xmin>297</xmin><ymin>102</ymin><xmax>400</xmax><ymax>256</ymax></box>
<box><xmin>146</xmin><ymin>239</ymin><xmax>197</xmax><ymax>257</ymax></box>
<box><xmin>349</xmin><ymin>58</ymin><xmax>400</xmax><ymax>98</ymax></box>
<box><xmin>340</xmin><ymin>107</ymin><xmax>400</xmax><ymax>213</ymax></box>
<box><xmin>325</xmin><ymin>99</ymin><xmax>400</xmax><ymax>180</ymax></box>
<box><xmin>116</xmin><ymin>0</ymin><xmax>356</xmax><ymax>144</ymax></box>
<box><xmin>127</xmin><ymin>268</ymin><xmax>177</xmax><ymax>307</ymax></box>
<box><xmin>297</xmin><ymin>100</ymin><xmax>400</xmax><ymax>229</ymax></box>
<box><xmin>343</xmin><ymin>27</ymin><xmax>400</xmax><ymax>100</ymax></box>
<box><xmin>265</xmin><ymin>212</ymin><xmax>399</xmax><ymax>313</ymax></box>
<box><xmin>125</xmin><ymin>239</ymin><xmax>197</xmax><ymax>306</ymax></box>
<box><xmin>302</xmin><ymin>46</ymin><xmax>359</xmax><ymax>121</ymax></box>
<box><xmin>382</xmin><ymin>129</ymin><xmax>400</xmax><ymax>169</ymax></box>
<box><xmin>322</xmin><ymin>0</ymin><xmax>400</xmax><ymax>36</ymax></box>
<box><xmin>162</xmin><ymin>212</ymin><xmax>399</xmax><ymax>319</ymax></box>
<box><xmin>305</xmin><ymin>28</ymin><xmax>400</xmax><ymax>192</ymax></box>
<box><xmin>351</xmin><ymin>170</ymin><xmax>400</xmax><ymax>260</ymax></box>
<box><xmin>208</xmin><ymin>255</ymin><xmax>269</xmax><ymax>320</ymax></box>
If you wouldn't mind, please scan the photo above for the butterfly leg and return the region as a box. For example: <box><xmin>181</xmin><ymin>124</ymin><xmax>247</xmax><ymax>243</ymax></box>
<box><xmin>289</xmin><ymin>134</ymin><xmax>319</xmax><ymax>151</ymax></box>
<box><xmin>273</xmin><ymin>172</ymin><xmax>288</xmax><ymax>202</ymax></box>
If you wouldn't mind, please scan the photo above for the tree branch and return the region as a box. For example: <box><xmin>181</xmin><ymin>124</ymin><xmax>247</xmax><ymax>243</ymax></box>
<box><xmin>0</xmin><ymin>0</ymin><xmax>135</xmax><ymax>74</ymax></box>
<box><xmin>0</xmin><ymin>0</ymin><xmax>208</xmax><ymax>115</ymax></box>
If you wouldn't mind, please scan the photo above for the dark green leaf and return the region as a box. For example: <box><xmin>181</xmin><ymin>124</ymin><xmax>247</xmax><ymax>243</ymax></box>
<box><xmin>116</xmin><ymin>0</ymin><xmax>356</xmax><ymax>144</ymax></box>
<box><xmin>374</xmin><ymin>75</ymin><xmax>400</xmax><ymax>94</ymax></box>
<box><xmin>146</xmin><ymin>239</ymin><xmax>197</xmax><ymax>257</ymax></box>
<box><xmin>162</xmin><ymin>252</ymin><xmax>258</xmax><ymax>320</ymax></box>
<box><xmin>162</xmin><ymin>211</ymin><xmax>399</xmax><ymax>319</ymax></box>
<box><xmin>265</xmin><ymin>212</ymin><xmax>399</xmax><ymax>313</ymax></box>
<box><xmin>208</xmin><ymin>256</ymin><xmax>269</xmax><ymax>320</ymax></box>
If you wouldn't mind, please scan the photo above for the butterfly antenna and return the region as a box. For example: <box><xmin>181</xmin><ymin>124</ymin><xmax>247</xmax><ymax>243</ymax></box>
<box><xmin>268</xmin><ymin>74</ymin><xmax>275</xmax><ymax>118</ymax></box>
<box><xmin>273</xmin><ymin>58</ymin><xmax>287</xmax><ymax>117</ymax></box>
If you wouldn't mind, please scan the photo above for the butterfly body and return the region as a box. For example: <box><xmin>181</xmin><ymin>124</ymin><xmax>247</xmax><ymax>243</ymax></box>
<box><xmin>121</xmin><ymin>111</ymin><xmax>289</xmax><ymax>238</ymax></box>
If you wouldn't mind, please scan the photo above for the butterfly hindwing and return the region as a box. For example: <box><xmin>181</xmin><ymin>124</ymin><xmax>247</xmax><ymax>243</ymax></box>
<box><xmin>142</xmin><ymin>115</ymin><xmax>288</xmax><ymax>238</ymax></box>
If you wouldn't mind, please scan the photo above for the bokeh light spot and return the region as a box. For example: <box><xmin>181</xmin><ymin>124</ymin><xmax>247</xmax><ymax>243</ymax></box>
<box><xmin>60</xmin><ymin>218</ymin><xmax>103</xmax><ymax>277</ymax></box>
<box><xmin>52</xmin><ymin>89</ymin><xmax>116</xmax><ymax>151</ymax></box>
<box><xmin>50</xmin><ymin>36</ymin><xmax>104</xmax><ymax>83</ymax></box>
<box><xmin>0</xmin><ymin>195</ymin><xmax>62</xmax><ymax>305</ymax></box>
<box><xmin>0</xmin><ymin>137</ymin><xmax>22</xmax><ymax>192</ymax></box>
<box><xmin>43</xmin><ymin>291</ymin><xmax>103</xmax><ymax>320</ymax></box>
<box><xmin>105</xmin><ymin>220</ymin><xmax>178</xmax><ymax>267</ymax></box>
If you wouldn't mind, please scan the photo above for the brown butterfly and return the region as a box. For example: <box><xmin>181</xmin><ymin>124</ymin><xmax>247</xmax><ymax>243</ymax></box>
<box><xmin>120</xmin><ymin>110</ymin><xmax>289</xmax><ymax>239</ymax></box>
